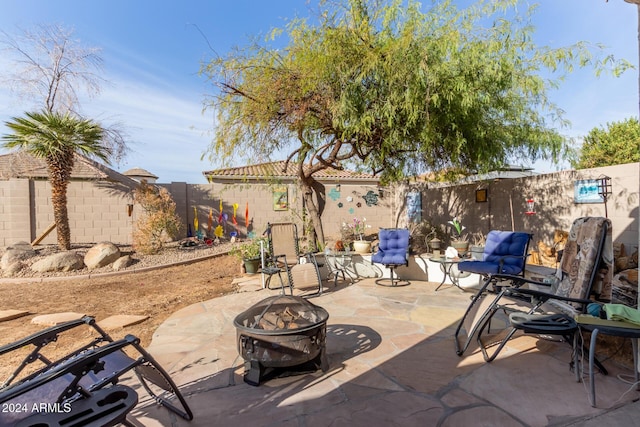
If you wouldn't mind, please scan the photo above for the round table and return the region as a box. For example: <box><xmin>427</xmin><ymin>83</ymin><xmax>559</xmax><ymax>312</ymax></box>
<box><xmin>429</xmin><ymin>256</ymin><xmax>465</xmax><ymax>291</ymax></box>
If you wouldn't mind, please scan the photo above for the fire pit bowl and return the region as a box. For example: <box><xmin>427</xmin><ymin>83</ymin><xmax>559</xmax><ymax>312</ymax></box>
<box><xmin>233</xmin><ymin>295</ymin><xmax>330</xmax><ymax>385</ymax></box>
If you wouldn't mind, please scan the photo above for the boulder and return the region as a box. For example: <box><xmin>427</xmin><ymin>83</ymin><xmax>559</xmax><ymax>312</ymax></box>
<box><xmin>3</xmin><ymin>261</ymin><xmax>25</xmax><ymax>277</ymax></box>
<box><xmin>1</xmin><ymin>244</ymin><xmax>36</xmax><ymax>270</ymax></box>
<box><xmin>31</xmin><ymin>252</ymin><xmax>85</xmax><ymax>273</ymax></box>
<box><xmin>112</xmin><ymin>255</ymin><xmax>133</xmax><ymax>271</ymax></box>
<box><xmin>84</xmin><ymin>242</ymin><xmax>121</xmax><ymax>270</ymax></box>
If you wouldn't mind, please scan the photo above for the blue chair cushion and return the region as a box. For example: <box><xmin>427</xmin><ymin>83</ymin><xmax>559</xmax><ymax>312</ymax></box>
<box><xmin>372</xmin><ymin>228</ymin><xmax>410</xmax><ymax>266</ymax></box>
<box><xmin>458</xmin><ymin>231</ymin><xmax>531</xmax><ymax>275</ymax></box>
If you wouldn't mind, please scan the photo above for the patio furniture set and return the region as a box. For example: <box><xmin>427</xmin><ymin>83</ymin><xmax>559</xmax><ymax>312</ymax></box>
<box><xmin>1</xmin><ymin>216</ymin><xmax>637</xmax><ymax>424</ymax></box>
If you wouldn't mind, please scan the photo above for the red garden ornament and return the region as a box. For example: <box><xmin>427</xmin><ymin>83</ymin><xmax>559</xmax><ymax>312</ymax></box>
<box><xmin>525</xmin><ymin>198</ymin><xmax>536</xmax><ymax>215</ymax></box>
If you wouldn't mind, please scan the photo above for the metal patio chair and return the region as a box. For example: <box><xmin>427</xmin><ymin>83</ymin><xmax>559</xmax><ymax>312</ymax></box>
<box><xmin>454</xmin><ymin>217</ymin><xmax>612</xmax><ymax>364</ymax></box>
<box><xmin>0</xmin><ymin>316</ymin><xmax>194</xmax><ymax>424</ymax></box>
<box><xmin>371</xmin><ymin>228</ymin><xmax>410</xmax><ymax>287</ymax></box>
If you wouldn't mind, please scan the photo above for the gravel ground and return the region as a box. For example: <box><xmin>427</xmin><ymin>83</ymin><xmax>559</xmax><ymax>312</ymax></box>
<box><xmin>1</xmin><ymin>240</ymin><xmax>237</xmax><ymax>279</ymax></box>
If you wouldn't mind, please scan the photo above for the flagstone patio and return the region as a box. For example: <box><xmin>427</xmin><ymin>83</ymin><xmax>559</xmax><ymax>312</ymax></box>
<box><xmin>129</xmin><ymin>277</ymin><xmax>640</xmax><ymax>426</ymax></box>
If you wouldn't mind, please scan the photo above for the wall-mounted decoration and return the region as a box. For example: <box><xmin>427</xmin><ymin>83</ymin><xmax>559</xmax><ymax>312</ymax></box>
<box><xmin>348</xmin><ymin>207</ymin><xmax>355</xmax><ymax>215</ymax></box>
<box><xmin>525</xmin><ymin>198</ymin><xmax>536</xmax><ymax>215</ymax></box>
<box><xmin>338</xmin><ymin>202</ymin><xmax>343</xmax><ymax>208</ymax></box>
<box><xmin>273</xmin><ymin>186</ymin><xmax>288</xmax><ymax>211</ymax></box>
<box><xmin>346</xmin><ymin>196</ymin><xmax>353</xmax><ymax>202</ymax></box>
<box><xmin>406</xmin><ymin>191</ymin><xmax>422</xmax><ymax>223</ymax></box>
<box><xmin>574</xmin><ymin>180</ymin><xmax>604</xmax><ymax>204</ymax></box>
<box><xmin>363</xmin><ymin>190</ymin><xmax>379</xmax><ymax>206</ymax></box>
<box><xmin>475</xmin><ymin>189</ymin><xmax>488</xmax><ymax>203</ymax></box>
<box><xmin>328</xmin><ymin>187</ymin><xmax>341</xmax><ymax>201</ymax></box>
<box><xmin>356</xmin><ymin>202</ymin><xmax>362</xmax><ymax>208</ymax></box>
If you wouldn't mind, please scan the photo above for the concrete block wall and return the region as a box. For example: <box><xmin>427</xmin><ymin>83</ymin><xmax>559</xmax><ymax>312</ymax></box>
<box><xmin>162</xmin><ymin>181</ymin><xmax>394</xmax><ymax>245</ymax></box>
<box><xmin>399</xmin><ymin>162</ymin><xmax>639</xmax><ymax>251</ymax></box>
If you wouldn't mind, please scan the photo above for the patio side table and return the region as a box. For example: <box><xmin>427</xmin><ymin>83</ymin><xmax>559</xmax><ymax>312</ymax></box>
<box><xmin>429</xmin><ymin>257</ymin><xmax>464</xmax><ymax>291</ymax></box>
<box><xmin>325</xmin><ymin>251</ymin><xmax>354</xmax><ymax>286</ymax></box>
<box><xmin>576</xmin><ymin>315</ymin><xmax>640</xmax><ymax>407</ymax></box>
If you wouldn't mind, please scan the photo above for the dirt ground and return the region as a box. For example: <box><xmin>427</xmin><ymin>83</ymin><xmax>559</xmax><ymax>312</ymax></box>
<box><xmin>0</xmin><ymin>254</ymin><xmax>241</xmax><ymax>380</ymax></box>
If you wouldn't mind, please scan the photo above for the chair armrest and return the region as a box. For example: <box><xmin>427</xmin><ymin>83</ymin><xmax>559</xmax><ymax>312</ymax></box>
<box><xmin>0</xmin><ymin>316</ymin><xmax>96</xmax><ymax>356</ymax></box>
<box><xmin>489</xmin><ymin>273</ymin><xmax>553</xmax><ymax>289</ymax></box>
<box><xmin>504</xmin><ymin>287</ymin><xmax>592</xmax><ymax>307</ymax></box>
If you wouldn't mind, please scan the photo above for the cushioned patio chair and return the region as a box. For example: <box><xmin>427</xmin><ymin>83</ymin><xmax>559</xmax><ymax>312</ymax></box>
<box><xmin>0</xmin><ymin>316</ymin><xmax>194</xmax><ymax>423</ymax></box>
<box><xmin>455</xmin><ymin>217</ymin><xmax>612</xmax><ymax>364</ymax></box>
<box><xmin>371</xmin><ymin>228</ymin><xmax>410</xmax><ymax>287</ymax></box>
<box><xmin>458</xmin><ymin>231</ymin><xmax>532</xmax><ymax>277</ymax></box>
<box><xmin>454</xmin><ymin>230</ymin><xmax>532</xmax><ymax>354</ymax></box>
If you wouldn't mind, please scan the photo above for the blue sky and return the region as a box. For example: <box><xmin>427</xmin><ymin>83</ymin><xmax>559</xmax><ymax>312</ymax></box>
<box><xmin>0</xmin><ymin>0</ymin><xmax>637</xmax><ymax>183</ymax></box>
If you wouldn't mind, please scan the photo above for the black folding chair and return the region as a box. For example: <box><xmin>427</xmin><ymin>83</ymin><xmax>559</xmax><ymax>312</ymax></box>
<box><xmin>0</xmin><ymin>316</ymin><xmax>193</xmax><ymax>423</ymax></box>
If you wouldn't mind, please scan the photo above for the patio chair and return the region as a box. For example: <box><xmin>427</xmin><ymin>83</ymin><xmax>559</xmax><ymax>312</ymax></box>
<box><xmin>371</xmin><ymin>228</ymin><xmax>410</xmax><ymax>287</ymax></box>
<box><xmin>0</xmin><ymin>316</ymin><xmax>194</xmax><ymax>422</ymax></box>
<box><xmin>458</xmin><ymin>231</ymin><xmax>533</xmax><ymax>277</ymax></box>
<box><xmin>262</xmin><ymin>222</ymin><xmax>301</xmax><ymax>291</ymax></box>
<box><xmin>454</xmin><ymin>230</ymin><xmax>532</xmax><ymax>354</ymax></box>
<box><xmin>286</xmin><ymin>252</ymin><xmax>325</xmax><ymax>298</ymax></box>
<box><xmin>455</xmin><ymin>217</ymin><xmax>612</xmax><ymax>363</ymax></box>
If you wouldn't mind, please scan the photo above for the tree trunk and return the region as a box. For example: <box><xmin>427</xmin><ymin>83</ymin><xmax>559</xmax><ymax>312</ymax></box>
<box><xmin>299</xmin><ymin>177</ymin><xmax>325</xmax><ymax>249</ymax></box>
<box><xmin>51</xmin><ymin>178</ymin><xmax>71</xmax><ymax>250</ymax></box>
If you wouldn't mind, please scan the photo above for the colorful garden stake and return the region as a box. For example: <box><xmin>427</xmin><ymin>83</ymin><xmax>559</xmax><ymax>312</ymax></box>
<box><xmin>232</xmin><ymin>203</ymin><xmax>239</xmax><ymax>225</ymax></box>
<box><xmin>193</xmin><ymin>206</ymin><xmax>199</xmax><ymax>231</ymax></box>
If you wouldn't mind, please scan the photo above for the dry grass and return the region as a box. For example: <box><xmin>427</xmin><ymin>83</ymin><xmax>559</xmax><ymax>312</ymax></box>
<box><xmin>0</xmin><ymin>254</ymin><xmax>241</xmax><ymax>381</ymax></box>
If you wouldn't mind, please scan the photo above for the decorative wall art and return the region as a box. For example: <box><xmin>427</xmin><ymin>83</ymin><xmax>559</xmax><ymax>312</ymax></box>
<box><xmin>475</xmin><ymin>189</ymin><xmax>488</xmax><ymax>203</ymax></box>
<box><xmin>574</xmin><ymin>180</ymin><xmax>604</xmax><ymax>204</ymax></box>
<box><xmin>363</xmin><ymin>190</ymin><xmax>379</xmax><ymax>206</ymax></box>
<box><xmin>273</xmin><ymin>187</ymin><xmax>289</xmax><ymax>210</ymax></box>
<box><xmin>406</xmin><ymin>191</ymin><xmax>422</xmax><ymax>223</ymax></box>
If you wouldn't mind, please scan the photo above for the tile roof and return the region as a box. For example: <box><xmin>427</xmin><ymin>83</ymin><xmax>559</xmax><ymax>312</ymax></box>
<box><xmin>122</xmin><ymin>167</ymin><xmax>159</xmax><ymax>180</ymax></box>
<box><xmin>0</xmin><ymin>151</ymin><xmax>138</xmax><ymax>186</ymax></box>
<box><xmin>203</xmin><ymin>161</ymin><xmax>378</xmax><ymax>182</ymax></box>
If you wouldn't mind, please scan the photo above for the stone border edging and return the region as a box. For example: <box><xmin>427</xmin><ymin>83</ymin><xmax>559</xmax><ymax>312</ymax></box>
<box><xmin>0</xmin><ymin>250</ymin><xmax>232</xmax><ymax>284</ymax></box>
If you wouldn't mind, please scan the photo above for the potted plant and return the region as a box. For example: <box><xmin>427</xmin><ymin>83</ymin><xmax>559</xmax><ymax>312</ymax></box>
<box><xmin>231</xmin><ymin>237</ymin><xmax>267</xmax><ymax>274</ymax></box>
<box><xmin>447</xmin><ymin>217</ymin><xmax>469</xmax><ymax>257</ymax></box>
<box><xmin>469</xmin><ymin>232</ymin><xmax>486</xmax><ymax>260</ymax></box>
<box><xmin>344</xmin><ymin>217</ymin><xmax>372</xmax><ymax>254</ymax></box>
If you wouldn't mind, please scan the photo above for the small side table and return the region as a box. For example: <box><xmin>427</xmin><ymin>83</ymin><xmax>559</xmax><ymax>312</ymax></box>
<box><xmin>429</xmin><ymin>257</ymin><xmax>464</xmax><ymax>291</ymax></box>
<box><xmin>576</xmin><ymin>316</ymin><xmax>640</xmax><ymax>407</ymax></box>
<box><xmin>325</xmin><ymin>251</ymin><xmax>354</xmax><ymax>286</ymax></box>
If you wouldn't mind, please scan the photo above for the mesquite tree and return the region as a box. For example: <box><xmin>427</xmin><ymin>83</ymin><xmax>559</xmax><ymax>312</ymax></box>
<box><xmin>201</xmin><ymin>0</ymin><xmax>631</xmax><ymax>244</ymax></box>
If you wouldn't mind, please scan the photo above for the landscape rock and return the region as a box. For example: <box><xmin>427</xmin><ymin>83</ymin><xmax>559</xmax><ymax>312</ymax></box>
<box><xmin>84</xmin><ymin>242</ymin><xmax>121</xmax><ymax>270</ymax></box>
<box><xmin>1</xmin><ymin>244</ymin><xmax>36</xmax><ymax>270</ymax></box>
<box><xmin>31</xmin><ymin>251</ymin><xmax>85</xmax><ymax>273</ymax></box>
<box><xmin>112</xmin><ymin>255</ymin><xmax>133</xmax><ymax>271</ymax></box>
<box><xmin>3</xmin><ymin>261</ymin><xmax>25</xmax><ymax>276</ymax></box>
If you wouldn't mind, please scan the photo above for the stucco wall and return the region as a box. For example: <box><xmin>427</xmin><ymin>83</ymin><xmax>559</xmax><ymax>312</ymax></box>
<box><xmin>1</xmin><ymin>163</ymin><xmax>637</xmax><ymax>252</ymax></box>
<box><xmin>397</xmin><ymin>162</ymin><xmax>639</xmax><ymax>251</ymax></box>
<box><xmin>162</xmin><ymin>181</ymin><xmax>393</xmax><ymax>245</ymax></box>
<box><xmin>0</xmin><ymin>178</ymin><xmax>135</xmax><ymax>246</ymax></box>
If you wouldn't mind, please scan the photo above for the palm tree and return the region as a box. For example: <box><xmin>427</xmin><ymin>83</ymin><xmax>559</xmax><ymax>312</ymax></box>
<box><xmin>2</xmin><ymin>110</ymin><xmax>111</xmax><ymax>250</ymax></box>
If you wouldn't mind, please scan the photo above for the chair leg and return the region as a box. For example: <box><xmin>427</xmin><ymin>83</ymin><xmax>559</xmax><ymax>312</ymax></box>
<box><xmin>454</xmin><ymin>276</ymin><xmax>495</xmax><ymax>356</ymax></box>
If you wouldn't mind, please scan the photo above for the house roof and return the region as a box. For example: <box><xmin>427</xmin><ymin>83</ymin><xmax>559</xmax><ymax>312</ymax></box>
<box><xmin>122</xmin><ymin>167</ymin><xmax>159</xmax><ymax>180</ymax></box>
<box><xmin>0</xmin><ymin>151</ymin><xmax>139</xmax><ymax>186</ymax></box>
<box><xmin>203</xmin><ymin>161</ymin><xmax>379</xmax><ymax>183</ymax></box>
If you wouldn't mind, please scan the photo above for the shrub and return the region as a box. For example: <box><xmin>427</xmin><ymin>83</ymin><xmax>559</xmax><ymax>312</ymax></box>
<box><xmin>132</xmin><ymin>181</ymin><xmax>183</xmax><ymax>254</ymax></box>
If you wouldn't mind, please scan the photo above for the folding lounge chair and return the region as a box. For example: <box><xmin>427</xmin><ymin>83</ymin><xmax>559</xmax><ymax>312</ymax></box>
<box><xmin>0</xmin><ymin>316</ymin><xmax>194</xmax><ymax>422</ymax></box>
<box><xmin>454</xmin><ymin>231</ymin><xmax>532</xmax><ymax>355</ymax></box>
<box><xmin>371</xmin><ymin>228</ymin><xmax>410</xmax><ymax>287</ymax></box>
<box><xmin>286</xmin><ymin>252</ymin><xmax>325</xmax><ymax>298</ymax></box>
<box><xmin>455</xmin><ymin>217</ymin><xmax>612</xmax><ymax>363</ymax></box>
<box><xmin>262</xmin><ymin>222</ymin><xmax>301</xmax><ymax>292</ymax></box>
<box><xmin>0</xmin><ymin>338</ymin><xmax>141</xmax><ymax>427</ymax></box>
